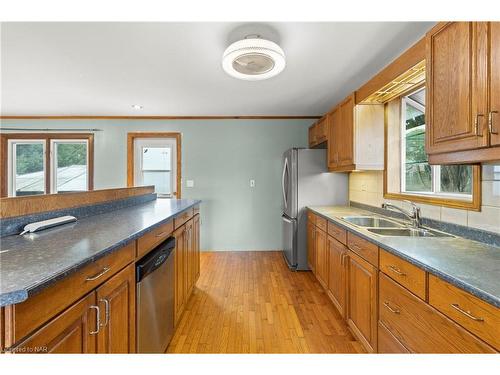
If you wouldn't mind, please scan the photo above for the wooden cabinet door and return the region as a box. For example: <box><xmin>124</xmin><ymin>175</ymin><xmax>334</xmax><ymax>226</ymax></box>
<box><xmin>426</xmin><ymin>22</ymin><xmax>488</xmax><ymax>154</ymax></box>
<box><xmin>327</xmin><ymin>236</ymin><xmax>347</xmax><ymax>318</ymax></box>
<box><xmin>185</xmin><ymin>218</ymin><xmax>194</xmax><ymax>297</ymax></box>
<box><xmin>308</xmin><ymin>124</ymin><xmax>316</xmax><ymax>147</ymax></box>
<box><xmin>307</xmin><ymin>221</ymin><xmax>316</xmax><ymax>272</ymax></box>
<box><xmin>12</xmin><ymin>293</ymin><xmax>97</xmax><ymax>354</ymax></box>
<box><xmin>315</xmin><ymin>228</ymin><xmax>328</xmax><ymax>288</ymax></box>
<box><xmin>193</xmin><ymin>214</ymin><xmax>200</xmax><ymax>280</ymax></box>
<box><xmin>489</xmin><ymin>22</ymin><xmax>500</xmax><ymax>146</ymax></box>
<box><xmin>327</xmin><ymin>108</ymin><xmax>341</xmax><ymax>170</ymax></box>
<box><xmin>174</xmin><ymin>226</ymin><xmax>186</xmax><ymax>324</ymax></box>
<box><xmin>96</xmin><ymin>264</ymin><xmax>135</xmax><ymax>353</ymax></box>
<box><xmin>338</xmin><ymin>94</ymin><xmax>355</xmax><ymax>168</ymax></box>
<box><xmin>346</xmin><ymin>250</ymin><xmax>378</xmax><ymax>353</ymax></box>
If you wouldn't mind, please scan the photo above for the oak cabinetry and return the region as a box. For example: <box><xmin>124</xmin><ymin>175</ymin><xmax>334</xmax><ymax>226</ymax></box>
<box><xmin>137</xmin><ymin>220</ymin><xmax>174</xmax><ymax>259</ymax></box>
<box><xmin>12</xmin><ymin>293</ymin><xmax>97</xmax><ymax>354</ymax></box>
<box><xmin>428</xmin><ymin>275</ymin><xmax>500</xmax><ymax>350</ymax></box>
<box><xmin>327</xmin><ymin>236</ymin><xmax>348</xmax><ymax>318</ymax></box>
<box><xmin>426</xmin><ymin>22</ymin><xmax>500</xmax><ymax>163</ymax></box>
<box><xmin>379</xmin><ymin>273</ymin><xmax>495</xmax><ymax>353</ymax></box>
<box><xmin>327</xmin><ymin>95</ymin><xmax>384</xmax><ymax>171</ymax></box>
<box><xmin>3</xmin><ymin>242</ymin><xmax>135</xmax><ymax>345</ymax></box>
<box><xmin>377</xmin><ymin>321</ymin><xmax>409</xmax><ymax>353</ymax></box>
<box><xmin>315</xmin><ymin>226</ymin><xmax>328</xmax><ymax>288</ymax></box>
<box><xmin>347</xmin><ymin>232</ymin><xmax>378</xmax><ymax>266</ymax></box>
<box><xmin>346</xmin><ymin>250</ymin><xmax>378</xmax><ymax>353</ymax></box>
<box><xmin>379</xmin><ymin>249</ymin><xmax>426</xmax><ymax>300</ymax></box>
<box><xmin>95</xmin><ymin>264</ymin><xmax>135</xmax><ymax>353</ymax></box>
<box><xmin>173</xmin><ymin>214</ymin><xmax>200</xmax><ymax>326</ymax></box>
<box><xmin>307</xmin><ymin>220</ymin><xmax>316</xmax><ymax>272</ymax></box>
<box><xmin>308</xmin><ymin>118</ymin><xmax>327</xmax><ymax>148</ymax></box>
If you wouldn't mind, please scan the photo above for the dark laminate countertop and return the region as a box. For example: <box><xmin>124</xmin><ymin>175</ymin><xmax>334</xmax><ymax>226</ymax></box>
<box><xmin>0</xmin><ymin>198</ymin><xmax>200</xmax><ymax>307</ymax></box>
<box><xmin>308</xmin><ymin>206</ymin><xmax>500</xmax><ymax>308</ymax></box>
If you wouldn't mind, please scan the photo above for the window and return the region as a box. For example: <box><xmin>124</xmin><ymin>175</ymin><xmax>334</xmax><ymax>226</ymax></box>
<box><xmin>129</xmin><ymin>134</ymin><xmax>180</xmax><ymax>198</ymax></box>
<box><xmin>1</xmin><ymin>134</ymin><xmax>94</xmax><ymax>197</ymax></box>
<box><xmin>401</xmin><ymin>88</ymin><xmax>473</xmax><ymax>199</ymax></box>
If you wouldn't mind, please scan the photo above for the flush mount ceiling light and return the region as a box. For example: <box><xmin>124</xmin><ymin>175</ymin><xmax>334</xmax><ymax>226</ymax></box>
<box><xmin>222</xmin><ymin>36</ymin><xmax>286</xmax><ymax>81</ymax></box>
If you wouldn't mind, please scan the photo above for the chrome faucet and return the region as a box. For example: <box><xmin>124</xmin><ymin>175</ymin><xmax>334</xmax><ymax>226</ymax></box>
<box><xmin>381</xmin><ymin>200</ymin><xmax>422</xmax><ymax>229</ymax></box>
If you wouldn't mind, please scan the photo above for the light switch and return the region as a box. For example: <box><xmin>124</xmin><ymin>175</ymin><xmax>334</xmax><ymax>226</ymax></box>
<box><xmin>250</xmin><ymin>179</ymin><xmax>255</xmax><ymax>188</ymax></box>
<box><xmin>186</xmin><ymin>180</ymin><xmax>194</xmax><ymax>188</ymax></box>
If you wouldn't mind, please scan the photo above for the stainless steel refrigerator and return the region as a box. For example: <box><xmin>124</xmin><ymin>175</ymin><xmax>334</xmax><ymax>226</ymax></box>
<box><xmin>281</xmin><ymin>148</ymin><xmax>348</xmax><ymax>270</ymax></box>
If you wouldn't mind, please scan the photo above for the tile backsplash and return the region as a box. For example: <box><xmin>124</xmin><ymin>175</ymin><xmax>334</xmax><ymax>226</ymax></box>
<box><xmin>348</xmin><ymin>165</ymin><xmax>500</xmax><ymax>234</ymax></box>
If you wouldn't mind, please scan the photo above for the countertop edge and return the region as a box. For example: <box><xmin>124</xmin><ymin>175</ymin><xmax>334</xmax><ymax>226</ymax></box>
<box><xmin>0</xmin><ymin>200</ymin><xmax>201</xmax><ymax>307</ymax></box>
<box><xmin>307</xmin><ymin>207</ymin><xmax>500</xmax><ymax>309</ymax></box>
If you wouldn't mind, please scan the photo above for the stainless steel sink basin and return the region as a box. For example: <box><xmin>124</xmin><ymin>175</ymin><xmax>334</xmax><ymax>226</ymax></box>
<box><xmin>367</xmin><ymin>227</ymin><xmax>454</xmax><ymax>238</ymax></box>
<box><xmin>341</xmin><ymin>216</ymin><xmax>404</xmax><ymax>228</ymax></box>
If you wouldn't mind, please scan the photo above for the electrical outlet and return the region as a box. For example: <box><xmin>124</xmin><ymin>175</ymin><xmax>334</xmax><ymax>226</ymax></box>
<box><xmin>250</xmin><ymin>179</ymin><xmax>255</xmax><ymax>188</ymax></box>
<box><xmin>186</xmin><ymin>180</ymin><xmax>194</xmax><ymax>188</ymax></box>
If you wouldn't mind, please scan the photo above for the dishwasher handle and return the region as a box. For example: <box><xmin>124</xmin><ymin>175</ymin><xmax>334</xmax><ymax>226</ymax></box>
<box><xmin>136</xmin><ymin>236</ymin><xmax>175</xmax><ymax>282</ymax></box>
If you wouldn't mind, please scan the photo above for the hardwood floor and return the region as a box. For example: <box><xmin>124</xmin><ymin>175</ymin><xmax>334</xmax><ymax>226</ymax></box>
<box><xmin>167</xmin><ymin>251</ymin><xmax>365</xmax><ymax>353</ymax></box>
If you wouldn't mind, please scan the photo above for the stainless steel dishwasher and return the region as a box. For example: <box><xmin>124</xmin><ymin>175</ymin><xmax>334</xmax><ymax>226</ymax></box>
<box><xmin>136</xmin><ymin>236</ymin><xmax>175</xmax><ymax>353</ymax></box>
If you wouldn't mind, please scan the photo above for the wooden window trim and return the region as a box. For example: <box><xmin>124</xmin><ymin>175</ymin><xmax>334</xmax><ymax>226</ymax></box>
<box><xmin>0</xmin><ymin>133</ymin><xmax>94</xmax><ymax>198</ymax></box>
<box><xmin>127</xmin><ymin>132</ymin><xmax>182</xmax><ymax>198</ymax></box>
<box><xmin>383</xmin><ymin>100</ymin><xmax>482</xmax><ymax>211</ymax></box>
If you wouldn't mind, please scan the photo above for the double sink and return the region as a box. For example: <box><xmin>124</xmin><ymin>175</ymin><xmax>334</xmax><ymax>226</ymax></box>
<box><xmin>341</xmin><ymin>216</ymin><xmax>454</xmax><ymax>238</ymax></box>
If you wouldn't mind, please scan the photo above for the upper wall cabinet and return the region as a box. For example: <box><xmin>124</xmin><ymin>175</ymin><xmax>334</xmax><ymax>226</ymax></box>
<box><xmin>327</xmin><ymin>93</ymin><xmax>384</xmax><ymax>172</ymax></box>
<box><xmin>426</xmin><ymin>22</ymin><xmax>500</xmax><ymax>164</ymax></box>
<box><xmin>308</xmin><ymin>117</ymin><xmax>327</xmax><ymax>148</ymax></box>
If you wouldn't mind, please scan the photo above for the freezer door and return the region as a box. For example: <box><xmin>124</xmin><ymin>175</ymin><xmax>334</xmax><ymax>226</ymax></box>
<box><xmin>282</xmin><ymin>213</ymin><xmax>297</xmax><ymax>269</ymax></box>
<box><xmin>282</xmin><ymin>149</ymin><xmax>298</xmax><ymax>218</ymax></box>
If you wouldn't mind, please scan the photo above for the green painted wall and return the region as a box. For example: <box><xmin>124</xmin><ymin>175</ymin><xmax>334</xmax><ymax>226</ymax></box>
<box><xmin>1</xmin><ymin>119</ymin><xmax>312</xmax><ymax>250</ymax></box>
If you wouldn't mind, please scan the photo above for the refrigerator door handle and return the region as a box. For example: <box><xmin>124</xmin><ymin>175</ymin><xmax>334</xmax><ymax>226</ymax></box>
<box><xmin>282</xmin><ymin>157</ymin><xmax>288</xmax><ymax>209</ymax></box>
<box><xmin>281</xmin><ymin>214</ymin><xmax>293</xmax><ymax>223</ymax></box>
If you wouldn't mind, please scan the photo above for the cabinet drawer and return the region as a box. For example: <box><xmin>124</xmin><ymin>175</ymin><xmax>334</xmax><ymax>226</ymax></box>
<box><xmin>428</xmin><ymin>275</ymin><xmax>500</xmax><ymax>350</ymax></box>
<box><xmin>193</xmin><ymin>205</ymin><xmax>200</xmax><ymax>216</ymax></box>
<box><xmin>174</xmin><ymin>208</ymin><xmax>194</xmax><ymax>229</ymax></box>
<box><xmin>379</xmin><ymin>249</ymin><xmax>426</xmax><ymax>300</ymax></box>
<box><xmin>378</xmin><ymin>321</ymin><xmax>409</xmax><ymax>353</ymax></box>
<box><xmin>136</xmin><ymin>220</ymin><xmax>174</xmax><ymax>258</ymax></box>
<box><xmin>315</xmin><ymin>215</ymin><xmax>327</xmax><ymax>232</ymax></box>
<box><xmin>379</xmin><ymin>273</ymin><xmax>495</xmax><ymax>353</ymax></box>
<box><xmin>4</xmin><ymin>242</ymin><xmax>135</xmax><ymax>347</ymax></box>
<box><xmin>307</xmin><ymin>211</ymin><xmax>316</xmax><ymax>225</ymax></box>
<box><xmin>327</xmin><ymin>222</ymin><xmax>347</xmax><ymax>245</ymax></box>
<box><xmin>347</xmin><ymin>232</ymin><xmax>378</xmax><ymax>266</ymax></box>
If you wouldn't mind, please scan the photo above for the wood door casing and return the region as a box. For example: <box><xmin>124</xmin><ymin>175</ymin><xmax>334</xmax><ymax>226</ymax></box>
<box><xmin>346</xmin><ymin>250</ymin><xmax>378</xmax><ymax>353</ymax></box>
<box><xmin>426</xmin><ymin>22</ymin><xmax>488</xmax><ymax>154</ymax></box>
<box><xmin>327</xmin><ymin>236</ymin><xmax>348</xmax><ymax>318</ymax></box>
<box><xmin>96</xmin><ymin>264</ymin><xmax>135</xmax><ymax>354</ymax></box>
<box><xmin>11</xmin><ymin>293</ymin><xmax>97</xmax><ymax>354</ymax></box>
<box><xmin>489</xmin><ymin>22</ymin><xmax>500</xmax><ymax>146</ymax></box>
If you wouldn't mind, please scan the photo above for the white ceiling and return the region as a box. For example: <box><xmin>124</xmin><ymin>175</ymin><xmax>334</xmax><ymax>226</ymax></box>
<box><xmin>0</xmin><ymin>22</ymin><xmax>434</xmax><ymax>116</ymax></box>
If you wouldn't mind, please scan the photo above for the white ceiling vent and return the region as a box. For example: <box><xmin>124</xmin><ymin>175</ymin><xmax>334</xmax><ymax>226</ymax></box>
<box><xmin>222</xmin><ymin>36</ymin><xmax>286</xmax><ymax>81</ymax></box>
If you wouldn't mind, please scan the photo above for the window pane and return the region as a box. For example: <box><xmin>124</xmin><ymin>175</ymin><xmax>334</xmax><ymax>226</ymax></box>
<box><xmin>15</xmin><ymin>143</ymin><xmax>45</xmax><ymax>196</ymax></box>
<box><xmin>56</xmin><ymin>142</ymin><xmax>87</xmax><ymax>193</ymax></box>
<box><xmin>404</xmin><ymin>101</ymin><xmax>431</xmax><ymax>192</ymax></box>
<box><xmin>142</xmin><ymin>147</ymin><xmax>171</xmax><ymax>170</ymax></box>
<box><xmin>143</xmin><ymin>171</ymin><xmax>171</xmax><ymax>194</ymax></box>
<box><xmin>440</xmin><ymin>165</ymin><xmax>472</xmax><ymax>194</ymax></box>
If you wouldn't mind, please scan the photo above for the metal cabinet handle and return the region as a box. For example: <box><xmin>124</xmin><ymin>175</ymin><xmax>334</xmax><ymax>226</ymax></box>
<box><xmin>388</xmin><ymin>265</ymin><xmax>406</xmax><ymax>276</ymax></box>
<box><xmin>451</xmin><ymin>304</ymin><xmax>484</xmax><ymax>322</ymax></box>
<box><xmin>155</xmin><ymin>231</ymin><xmax>167</xmax><ymax>238</ymax></box>
<box><xmin>341</xmin><ymin>252</ymin><xmax>348</xmax><ymax>266</ymax></box>
<box><xmin>474</xmin><ymin>114</ymin><xmax>484</xmax><ymax>136</ymax></box>
<box><xmin>85</xmin><ymin>267</ymin><xmax>110</xmax><ymax>281</ymax></box>
<box><xmin>100</xmin><ymin>298</ymin><xmax>110</xmax><ymax>327</ymax></box>
<box><xmin>489</xmin><ymin>111</ymin><xmax>499</xmax><ymax>135</ymax></box>
<box><xmin>383</xmin><ymin>301</ymin><xmax>400</xmax><ymax>314</ymax></box>
<box><xmin>89</xmin><ymin>305</ymin><xmax>101</xmax><ymax>334</ymax></box>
